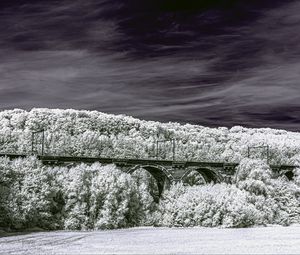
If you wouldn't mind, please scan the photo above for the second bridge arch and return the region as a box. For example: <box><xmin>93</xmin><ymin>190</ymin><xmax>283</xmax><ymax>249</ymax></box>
<box><xmin>180</xmin><ymin>167</ymin><xmax>224</xmax><ymax>185</ymax></box>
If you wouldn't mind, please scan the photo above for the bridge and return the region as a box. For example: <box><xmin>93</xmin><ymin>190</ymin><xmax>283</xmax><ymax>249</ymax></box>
<box><xmin>0</xmin><ymin>153</ymin><xmax>297</xmax><ymax>201</ymax></box>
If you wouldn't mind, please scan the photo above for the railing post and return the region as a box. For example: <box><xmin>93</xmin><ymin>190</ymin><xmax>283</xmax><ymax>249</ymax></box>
<box><xmin>156</xmin><ymin>140</ymin><xmax>159</xmax><ymax>159</ymax></box>
<box><xmin>31</xmin><ymin>132</ymin><xmax>34</xmax><ymax>154</ymax></box>
<box><xmin>42</xmin><ymin>129</ymin><xmax>45</xmax><ymax>156</ymax></box>
<box><xmin>31</xmin><ymin>129</ymin><xmax>45</xmax><ymax>155</ymax></box>
<box><xmin>155</xmin><ymin>138</ymin><xmax>177</xmax><ymax>161</ymax></box>
<box><xmin>172</xmin><ymin>139</ymin><xmax>175</xmax><ymax>161</ymax></box>
<box><xmin>267</xmin><ymin>145</ymin><xmax>269</xmax><ymax>164</ymax></box>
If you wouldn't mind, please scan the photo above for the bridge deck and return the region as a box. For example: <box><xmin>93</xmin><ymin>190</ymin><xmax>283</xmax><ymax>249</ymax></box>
<box><xmin>0</xmin><ymin>153</ymin><xmax>296</xmax><ymax>170</ymax></box>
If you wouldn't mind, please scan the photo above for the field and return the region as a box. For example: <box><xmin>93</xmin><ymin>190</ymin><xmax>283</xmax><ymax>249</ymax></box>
<box><xmin>1</xmin><ymin>225</ymin><xmax>300</xmax><ymax>254</ymax></box>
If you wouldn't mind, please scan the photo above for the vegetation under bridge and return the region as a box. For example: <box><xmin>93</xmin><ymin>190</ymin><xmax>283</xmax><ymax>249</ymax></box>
<box><xmin>0</xmin><ymin>153</ymin><xmax>297</xmax><ymax>200</ymax></box>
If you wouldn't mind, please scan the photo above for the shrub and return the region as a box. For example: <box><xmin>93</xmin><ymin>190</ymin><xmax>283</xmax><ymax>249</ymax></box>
<box><xmin>235</xmin><ymin>158</ymin><xmax>300</xmax><ymax>226</ymax></box>
<box><xmin>4</xmin><ymin>157</ymin><xmax>56</xmax><ymax>230</ymax></box>
<box><xmin>159</xmin><ymin>183</ymin><xmax>262</xmax><ymax>228</ymax></box>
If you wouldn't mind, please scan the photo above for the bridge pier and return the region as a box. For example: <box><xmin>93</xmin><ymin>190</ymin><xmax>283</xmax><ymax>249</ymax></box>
<box><xmin>221</xmin><ymin>164</ymin><xmax>237</xmax><ymax>184</ymax></box>
<box><xmin>170</xmin><ymin>161</ymin><xmax>187</xmax><ymax>182</ymax></box>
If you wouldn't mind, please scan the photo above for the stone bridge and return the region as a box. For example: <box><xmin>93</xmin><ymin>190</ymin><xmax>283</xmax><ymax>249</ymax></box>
<box><xmin>0</xmin><ymin>153</ymin><xmax>296</xmax><ymax>201</ymax></box>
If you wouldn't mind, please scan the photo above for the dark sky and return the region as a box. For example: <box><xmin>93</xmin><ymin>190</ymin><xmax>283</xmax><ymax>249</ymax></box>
<box><xmin>1</xmin><ymin>0</ymin><xmax>300</xmax><ymax>130</ymax></box>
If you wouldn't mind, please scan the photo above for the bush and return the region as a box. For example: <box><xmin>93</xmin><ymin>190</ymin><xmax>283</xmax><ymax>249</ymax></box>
<box><xmin>0</xmin><ymin>157</ymin><xmax>14</xmax><ymax>228</ymax></box>
<box><xmin>1</xmin><ymin>157</ymin><xmax>57</xmax><ymax>230</ymax></box>
<box><xmin>235</xmin><ymin>158</ymin><xmax>300</xmax><ymax>226</ymax></box>
<box><xmin>235</xmin><ymin>158</ymin><xmax>273</xmax><ymax>196</ymax></box>
<box><xmin>89</xmin><ymin>165</ymin><xmax>141</xmax><ymax>229</ymax></box>
<box><xmin>159</xmin><ymin>183</ymin><xmax>262</xmax><ymax>228</ymax></box>
<box><xmin>0</xmin><ymin>158</ymin><xmax>156</xmax><ymax>230</ymax></box>
<box><xmin>58</xmin><ymin>163</ymin><xmax>155</xmax><ymax>230</ymax></box>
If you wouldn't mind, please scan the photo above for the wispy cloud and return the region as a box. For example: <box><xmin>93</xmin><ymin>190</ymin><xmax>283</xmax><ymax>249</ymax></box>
<box><xmin>0</xmin><ymin>1</ymin><xmax>300</xmax><ymax>130</ymax></box>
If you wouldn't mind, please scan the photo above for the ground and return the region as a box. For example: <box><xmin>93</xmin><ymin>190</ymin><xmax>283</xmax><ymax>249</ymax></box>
<box><xmin>0</xmin><ymin>225</ymin><xmax>300</xmax><ymax>254</ymax></box>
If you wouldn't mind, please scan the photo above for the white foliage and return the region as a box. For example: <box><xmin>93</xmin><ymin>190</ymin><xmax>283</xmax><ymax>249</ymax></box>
<box><xmin>159</xmin><ymin>183</ymin><xmax>262</xmax><ymax>228</ymax></box>
<box><xmin>1</xmin><ymin>108</ymin><xmax>300</xmax><ymax>164</ymax></box>
<box><xmin>1</xmin><ymin>108</ymin><xmax>300</xmax><ymax>230</ymax></box>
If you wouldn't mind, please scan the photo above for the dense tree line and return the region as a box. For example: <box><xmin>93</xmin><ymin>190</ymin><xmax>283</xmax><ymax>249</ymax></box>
<box><xmin>1</xmin><ymin>108</ymin><xmax>300</xmax><ymax>165</ymax></box>
<box><xmin>0</xmin><ymin>157</ymin><xmax>299</xmax><ymax>231</ymax></box>
<box><xmin>0</xmin><ymin>157</ymin><xmax>158</xmax><ymax>230</ymax></box>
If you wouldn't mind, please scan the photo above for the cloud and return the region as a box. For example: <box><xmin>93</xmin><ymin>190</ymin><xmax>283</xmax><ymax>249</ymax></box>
<box><xmin>0</xmin><ymin>0</ymin><xmax>120</xmax><ymax>51</ymax></box>
<box><xmin>0</xmin><ymin>0</ymin><xmax>300</xmax><ymax>131</ymax></box>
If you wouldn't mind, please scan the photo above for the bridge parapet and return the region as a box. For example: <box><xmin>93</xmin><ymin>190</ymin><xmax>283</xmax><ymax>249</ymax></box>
<box><xmin>172</xmin><ymin>161</ymin><xmax>186</xmax><ymax>169</ymax></box>
<box><xmin>270</xmin><ymin>164</ymin><xmax>297</xmax><ymax>171</ymax></box>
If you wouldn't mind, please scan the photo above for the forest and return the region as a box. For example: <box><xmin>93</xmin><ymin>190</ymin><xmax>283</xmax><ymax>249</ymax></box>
<box><xmin>0</xmin><ymin>108</ymin><xmax>300</xmax><ymax>230</ymax></box>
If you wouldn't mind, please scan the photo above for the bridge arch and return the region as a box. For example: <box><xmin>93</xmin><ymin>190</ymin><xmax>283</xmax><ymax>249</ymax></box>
<box><xmin>181</xmin><ymin>167</ymin><xmax>223</xmax><ymax>184</ymax></box>
<box><xmin>127</xmin><ymin>165</ymin><xmax>172</xmax><ymax>201</ymax></box>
